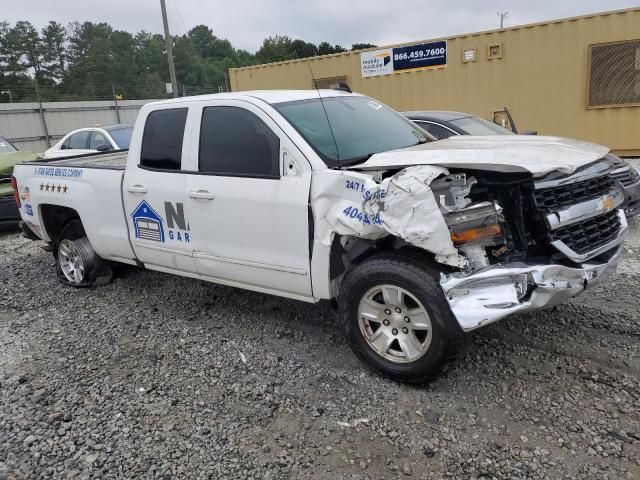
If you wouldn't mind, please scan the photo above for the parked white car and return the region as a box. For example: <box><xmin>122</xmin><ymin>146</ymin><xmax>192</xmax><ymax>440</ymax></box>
<box><xmin>44</xmin><ymin>124</ymin><xmax>133</xmax><ymax>159</ymax></box>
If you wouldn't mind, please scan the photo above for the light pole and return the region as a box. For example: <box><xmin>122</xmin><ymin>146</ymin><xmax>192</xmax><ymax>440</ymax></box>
<box><xmin>497</xmin><ymin>11</ymin><xmax>509</xmax><ymax>29</ymax></box>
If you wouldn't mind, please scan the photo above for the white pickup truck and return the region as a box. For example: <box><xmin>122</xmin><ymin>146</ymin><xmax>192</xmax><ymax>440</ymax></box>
<box><xmin>12</xmin><ymin>90</ymin><xmax>629</xmax><ymax>383</ymax></box>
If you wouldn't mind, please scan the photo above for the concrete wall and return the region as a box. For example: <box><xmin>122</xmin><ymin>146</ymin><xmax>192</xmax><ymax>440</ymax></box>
<box><xmin>230</xmin><ymin>8</ymin><xmax>640</xmax><ymax>156</ymax></box>
<box><xmin>0</xmin><ymin>99</ymin><xmax>160</xmax><ymax>152</ymax></box>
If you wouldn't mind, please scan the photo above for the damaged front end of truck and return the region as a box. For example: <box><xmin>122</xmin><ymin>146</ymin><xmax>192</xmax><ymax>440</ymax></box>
<box><xmin>313</xmin><ymin>136</ymin><xmax>628</xmax><ymax>332</ymax></box>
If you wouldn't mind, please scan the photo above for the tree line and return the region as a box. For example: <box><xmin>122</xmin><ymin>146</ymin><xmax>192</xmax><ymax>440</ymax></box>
<box><xmin>0</xmin><ymin>19</ymin><xmax>376</xmax><ymax>102</ymax></box>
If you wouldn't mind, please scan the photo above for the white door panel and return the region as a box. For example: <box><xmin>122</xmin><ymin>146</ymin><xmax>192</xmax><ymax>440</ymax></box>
<box><xmin>185</xmin><ymin>100</ymin><xmax>313</xmax><ymax>296</ymax></box>
<box><xmin>123</xmin><ymin>170</ymin><xmax>196</xmax><ymax>272</ymax></box>
<box><xmin>122</xmin><ymin>106</ymin><xmax>196</xmax><ymax>273</ymax></box>
<box><xmin>187</xmin><ymin>173</ymin><xmax>312</xmax><ymax>294</ymax></box>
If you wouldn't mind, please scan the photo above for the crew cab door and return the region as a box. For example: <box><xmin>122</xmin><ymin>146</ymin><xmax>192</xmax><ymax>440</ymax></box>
<box><xmin>185</xmin><ymin>100</ymin><xmax>313</xmax><ymax>298</ymax></box>
<box><xmin>122</xmin><ymin>106</ymin><xmax>196</xmax><ymax>273</ymax></box>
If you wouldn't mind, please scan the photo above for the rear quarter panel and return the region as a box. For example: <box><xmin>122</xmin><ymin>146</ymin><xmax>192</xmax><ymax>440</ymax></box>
<box><xmin>13</xmin><ymin>163</ymin><xmax>136</xmax><ymax>263</ymax></box>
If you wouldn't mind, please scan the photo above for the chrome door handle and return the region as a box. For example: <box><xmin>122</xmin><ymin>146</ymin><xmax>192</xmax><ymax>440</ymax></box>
<box><xmin>189</xmin><ymin>190</ymin><xmax>215</xmax><ymax>200</ymax></box>
<box><xmin>127</xmin><ymin>185</ymin><xmax>147</xmax><ymax>193</ymax></box>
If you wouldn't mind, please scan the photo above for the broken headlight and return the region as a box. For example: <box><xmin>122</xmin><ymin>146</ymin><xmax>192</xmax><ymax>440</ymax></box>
<box><xmin>444</xmin><ymin>202</ymin><xmax>505</xmax><ymax>247</ymax></box>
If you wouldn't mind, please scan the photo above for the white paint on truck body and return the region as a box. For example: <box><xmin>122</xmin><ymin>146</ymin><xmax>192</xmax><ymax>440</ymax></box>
<box><xmin>11</xmin><ymin>89</ymin><xmax>624</xmax><ymax>331</ymax></box>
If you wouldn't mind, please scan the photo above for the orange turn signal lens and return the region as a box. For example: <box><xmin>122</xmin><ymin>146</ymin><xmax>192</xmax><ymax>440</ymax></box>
<box><xmin>451</xmin><ymin>224</ymin><xmax>503</xmax><ymax>245</ymax></box>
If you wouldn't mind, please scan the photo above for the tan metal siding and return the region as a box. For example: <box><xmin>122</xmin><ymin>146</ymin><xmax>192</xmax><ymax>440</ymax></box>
<box><xmin>230</xmin><ymin>8</ymin><xmax>640</xmax><ymax>156</ymax></box>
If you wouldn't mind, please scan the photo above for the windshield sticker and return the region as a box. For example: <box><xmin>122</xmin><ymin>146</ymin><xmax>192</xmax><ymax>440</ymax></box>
<box><xmin>367</xmin><ymin>101</ymin><xmax>382</xmax><ymax>110</ymax></box>
<box><xmin>34</xmin><ymin>166</ymin><xmax>83</xmax><ymax>178</ymax></box>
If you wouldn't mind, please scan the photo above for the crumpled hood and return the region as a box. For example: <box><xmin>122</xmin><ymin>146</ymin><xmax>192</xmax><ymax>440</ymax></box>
<box><xmin>350</xmin><ymin>135</ymin><xmax>610</xmax><ymax>177</ymax></box>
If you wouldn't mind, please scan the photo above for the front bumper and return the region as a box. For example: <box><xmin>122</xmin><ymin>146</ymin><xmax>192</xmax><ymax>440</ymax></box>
<box><xmin>440</xmin><ymin>245</ymin><xmax>622</xmax><ymax>332</ymax></box>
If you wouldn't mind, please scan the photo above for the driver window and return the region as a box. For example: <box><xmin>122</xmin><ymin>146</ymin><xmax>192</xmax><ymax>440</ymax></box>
<box><xmin>199</xmin><ymin>106</ymin><xmax>280</xmax><ymax>178</ymax></box>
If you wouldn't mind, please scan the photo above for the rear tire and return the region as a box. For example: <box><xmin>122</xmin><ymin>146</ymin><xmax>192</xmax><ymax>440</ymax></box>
<box><xmin>54</xmin><ymin>220</ymin><xmax>113</xmax><ymax>288</ymax></box>
<box><xmin>339</xmin><ymin>253</ymin><xmax>462</xmax><ymax>384</ymax></box>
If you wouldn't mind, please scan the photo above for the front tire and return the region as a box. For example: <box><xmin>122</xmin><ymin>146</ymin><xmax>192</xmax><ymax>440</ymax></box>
<box><xmin>55</xmin><ymin>220</ymin><xmax>113</xmax><ymax>287</ymax></box>
<box><xmin>339</xmin><ymin>253</ymin><xmax>461</xmax><ymax>384</ymax></box>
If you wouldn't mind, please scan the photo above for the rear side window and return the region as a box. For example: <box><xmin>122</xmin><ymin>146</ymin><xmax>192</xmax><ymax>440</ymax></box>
<box><xmin>141</xmin><ymin>108</ymin><xmax>188</xmax><ymax>170</ymax></box>
<box><xmin>67</xmin><ymin>131</ymin><xmax>90</xmax><ymax>149</ymax></box>
<box><xmin>199</xmin><ymin>106</ymin><xmax>280</xmax><ymax>178</ymax></box>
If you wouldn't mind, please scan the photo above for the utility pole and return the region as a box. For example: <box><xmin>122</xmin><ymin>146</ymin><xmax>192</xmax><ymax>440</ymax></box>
<box><xmin>160</xmin><ymin>0</ymin><xmax>178</xmax><ymax>98</ymax></box>
<box><xmin>111</xmin><ymin>84</ymin><xmax>121</xmax><ymax>123</ymax></box>
<box><xmin>497</xmin><ymin>11</ymin><xmax>509</xmax><ymax>29</ymax></box>
<box><xmin>34</xmin><ymin>81</ymin><xmax>51</xmax><ymax>148</ymax></box>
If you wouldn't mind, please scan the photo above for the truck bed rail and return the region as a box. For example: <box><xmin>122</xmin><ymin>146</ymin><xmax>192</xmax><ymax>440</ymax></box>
<box><xmin>20</xmin><ymin>150</ymin><xmax>128</xmax><ymax>170</ymax></box>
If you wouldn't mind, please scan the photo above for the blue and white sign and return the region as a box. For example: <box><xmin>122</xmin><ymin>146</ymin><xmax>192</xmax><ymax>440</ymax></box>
<box><xmin>131</xmin><ymin>200</ymin><xmax>165</xmax><ymax>243</ymax></box>
<box><xmin>360</xmin><ymin>41</ymin><xmax>447</xmax><ymax>78</ymax></box>
<box><xmin>360</xmin><ymin>49</ymin><xmax>394</xmax><ymax>78</ymax></box>
<box><xmin>392</xmin><ymin>41</ymin><xmax>447</xmax><ymax>72</ymax></box>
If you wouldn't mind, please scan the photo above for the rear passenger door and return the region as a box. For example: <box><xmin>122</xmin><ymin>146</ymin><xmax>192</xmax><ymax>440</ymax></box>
<box><xmin>185</xmin><ymin>100</ymin><xmax>313</xmax><ymax>298</ymax></box>
<box><xmin>122</xmin><ymin>107</ymin><xmax>196</xmax><ymax>273</ymax></box>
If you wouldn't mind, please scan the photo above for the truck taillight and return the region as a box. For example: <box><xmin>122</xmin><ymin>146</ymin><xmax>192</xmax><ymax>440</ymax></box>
<box><xmin>11</xmin><ymin>176</ymin><xmax>20</xmax><ymax>208</ymax></box>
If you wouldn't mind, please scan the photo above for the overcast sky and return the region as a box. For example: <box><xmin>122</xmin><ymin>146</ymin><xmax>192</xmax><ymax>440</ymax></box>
<box><xmin>4</xmin><ymin>0</ymin><xmax>639</xmax><ymax>52</ymax></box>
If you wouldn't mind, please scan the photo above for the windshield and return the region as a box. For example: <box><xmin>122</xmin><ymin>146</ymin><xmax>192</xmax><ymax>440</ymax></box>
<box><xmin>449</xmin><ymin>116</ymin><xmax>514</xmax><ymax>136</ymax></box>
<box><xmin>0</xmin><ymin>136</ymin><xmax>17</xmax><ymax>154</ymax></box>
<box><xmin>107</xmin><ymin>126</ymin><xmax>133</xmax><ymax>149</ymax></box>
<box><xmin>274</xmin><ymin>96</ymin><xmax>428</xmax><ymax>167</ymax></box>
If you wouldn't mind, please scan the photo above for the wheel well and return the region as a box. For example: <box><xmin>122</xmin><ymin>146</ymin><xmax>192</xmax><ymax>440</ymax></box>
<box><xmin>329</xmin><ymin>234</ymin><xmax>450</xmax><ymax>298</ymax></box>
<box><xmin>40</xmin><ymin>205</ymin><xmax>81</xmax><ymax>243</ymax></box>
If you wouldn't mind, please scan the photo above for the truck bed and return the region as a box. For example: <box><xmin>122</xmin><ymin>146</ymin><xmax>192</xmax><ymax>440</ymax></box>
<box><xmin>30</xmin><ymin>151</ymin><xmax>128</xmax><ymax>170</ymax></box>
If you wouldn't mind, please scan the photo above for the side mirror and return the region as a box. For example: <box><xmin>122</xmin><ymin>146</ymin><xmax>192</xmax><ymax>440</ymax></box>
<box><xmin>96</xmin><ymin>143</ymin><xmax>111</xmax><ymax>152</ymax></box>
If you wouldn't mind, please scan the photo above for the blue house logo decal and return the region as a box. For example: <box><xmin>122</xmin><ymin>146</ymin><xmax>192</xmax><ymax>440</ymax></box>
<box><xmin>131</xmin><ymin>200</ymin><xmax>165</xmax><ymax>242</ymax></box>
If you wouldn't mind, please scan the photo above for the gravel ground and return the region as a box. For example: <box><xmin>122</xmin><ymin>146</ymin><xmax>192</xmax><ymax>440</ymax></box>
<box><xmin>0</xmin><ymin>218</ymin><xmax>639</xmax><ymax>479</ymax></box>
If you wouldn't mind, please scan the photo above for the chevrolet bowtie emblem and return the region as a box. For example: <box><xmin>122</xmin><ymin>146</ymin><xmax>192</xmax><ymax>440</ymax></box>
<box><xmin>602</xmin><ymin>195</ymin><xmax>615</xmax><ymax>210</ymax></box>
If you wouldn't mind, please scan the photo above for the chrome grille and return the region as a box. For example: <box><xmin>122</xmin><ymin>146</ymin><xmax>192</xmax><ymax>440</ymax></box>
<box><xmin>533</xmin><ymin>163</ymin><xmax>627</xmax><ymax>262</ymax></box>
<box><xmin>533</xmin><ymin>175</ymin><xmax>613</xmax><ymax>211</ymax></box>
<box><xmin>549</xmin><ymin>210</ymin><xmax>621</xmax><ymax>255</ymax></box>
<box><xmin>611</xmin><ymin>167</ymin><xmax>640</xmax><ymax>187</ymax></box>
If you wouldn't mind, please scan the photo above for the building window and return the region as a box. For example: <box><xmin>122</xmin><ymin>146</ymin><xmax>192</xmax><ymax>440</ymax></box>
<box><xmin>487</xmin><ymin>43</ymin><xmax>503</xmax><ymax>60</ymax></box>
<box><xmin>588</xmin><ymin>39</ymin><xmax>640</xmax><ymax>108</ymax></box>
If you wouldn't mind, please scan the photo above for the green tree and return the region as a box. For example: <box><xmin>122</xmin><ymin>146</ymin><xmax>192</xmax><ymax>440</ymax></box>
<box><xmin>256</xmin><ymin>35</ymin><xmax>295</xmax><ymax>63</ymax></box>
<box><xmin>317</xmin><ymin>42</ymin><xmax>346</xmax><ymax>55</ymax></box>
<box><xmin>188</xmin><ymin>25</ymin><xmax>234</xmax><ymax>59</ymax></box>
<box><xmin>41</xmin><ymin>21</ymin><xmax>66</xmax><ymax>81</ymax></box>
<box><xmin>351</xmin><ymin>43</ymin><xmax>376</xmax><ymax>51</ymax></box>
<box><xmin>290</xmin><ymin>39</ymin><xmax>317</xmax><ymax>59</ymax></box>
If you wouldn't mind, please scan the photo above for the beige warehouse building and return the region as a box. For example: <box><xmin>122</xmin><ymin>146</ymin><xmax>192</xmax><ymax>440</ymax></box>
<box><xmin>230</xmin><ymin>7</ymin><xmax>640</xmax><ymax>156</ymax></box>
